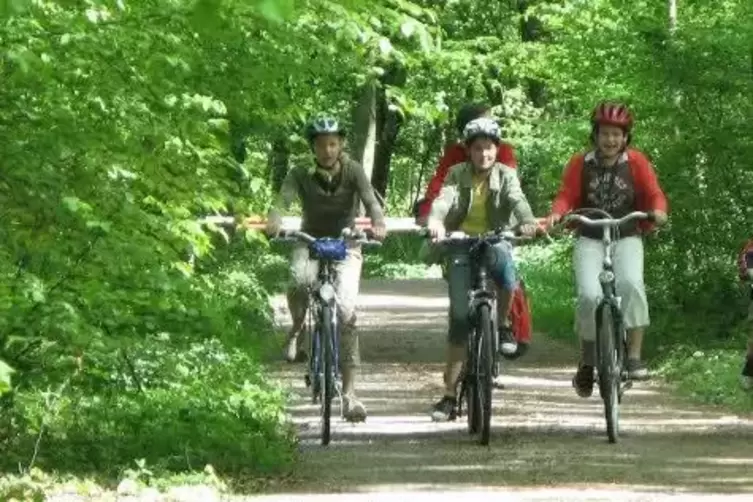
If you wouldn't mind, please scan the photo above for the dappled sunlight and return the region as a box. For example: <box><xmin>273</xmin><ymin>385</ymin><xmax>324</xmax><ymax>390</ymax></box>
<box><xmin>265</xmin><ymin>279</ymin><xmax>753</xmax><ymax>497</ymax></box>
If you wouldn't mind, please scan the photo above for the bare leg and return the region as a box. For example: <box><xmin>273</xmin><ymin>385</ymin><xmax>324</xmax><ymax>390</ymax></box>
<box><xmin>443</xmin><ymin>344</ymin><xmax>466</xmax><ymax>397</ymax></box>
<box><xmin>626</xmin><ymin>327</ymin><xmax>649</xmax><ymax>380</ymax></box>
<box><xmin>283</xmin><ymin>287</ymin><xmax>308</xmax><ymax>362</ymax></box>
<box><xmin>496</xmin><ymin>285</ymin><xmax>513</xmax><ymax>328</ymax></box>
<box><xmin>627</xmin><ymin>327</ymin><xmax>644</xmax><ymax>360</ymax></box>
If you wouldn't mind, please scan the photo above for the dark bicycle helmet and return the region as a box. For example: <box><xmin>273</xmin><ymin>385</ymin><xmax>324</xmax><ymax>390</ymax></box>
<box><xmin>455</xmin><ymin>103</ymin><xmax>491</xmax><ymax>134</ymax></box>
<box><xmin>305</xmin><ymin>114</ymin><xmax>346</xmax><ymax>142</ymax></box>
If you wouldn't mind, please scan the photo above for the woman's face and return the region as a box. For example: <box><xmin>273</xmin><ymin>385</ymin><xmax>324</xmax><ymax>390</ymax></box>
<box><xmin>596</xmin><ymin>125</ymin><xmax>627</xmax><ymax>159</ymax></box>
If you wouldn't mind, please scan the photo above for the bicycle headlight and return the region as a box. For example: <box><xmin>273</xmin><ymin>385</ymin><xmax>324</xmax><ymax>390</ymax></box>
<box><xmin>318</xmin><ymin>283</ymin><xmax>336</xmax><ymax>303</ymax></box>
<box><xmin>598</xmin><ymin>270</ymin><xmax>615</xmax><ymax>284</ymax></box>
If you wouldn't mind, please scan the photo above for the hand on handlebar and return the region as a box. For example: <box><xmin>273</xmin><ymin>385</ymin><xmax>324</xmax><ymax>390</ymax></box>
<box><xmin>518</xmin><ymin>222</ymin><xmax>539</xmax><ymax>237</ymax></box>
<box><xmin>648</xmin><ymin>210</ymin><xmax>668</xmax><ymax>226</ymax></box>
<box><xmin>265</xmin><ymin>218</ymin><xmax>281</xmax><ymax>237</ymax></box>
<box><xmin>370</xmin><ymin>222</ymin><xmax>387</xmax><ymax>241</ymax></box>
<box><xmin>427</xmin><ymin>220</ymin><xmax>445</xmax><ymax>240</ymax></box>
<box><xmin>542</xmin><ymin>213</ymin><xmax>561</xmax><ymax>230</ymax></box>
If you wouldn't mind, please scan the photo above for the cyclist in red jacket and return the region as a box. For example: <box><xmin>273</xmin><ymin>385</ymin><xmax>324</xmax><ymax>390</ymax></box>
<box><xmin>544</xmin><ymin>101</ymin><xmax>669</xmax><ymax>396</ymax></box>
<box><xmin>414</xmin><ymin>103</ymin><xmax>517</xmax><ymax>225</ymax></box>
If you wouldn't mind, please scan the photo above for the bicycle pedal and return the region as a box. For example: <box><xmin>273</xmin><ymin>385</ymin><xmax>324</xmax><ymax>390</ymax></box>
<box><xmin>304</xmin><ymin>374</ymin><xmax>312</xmax><ymax>387</ymax></box>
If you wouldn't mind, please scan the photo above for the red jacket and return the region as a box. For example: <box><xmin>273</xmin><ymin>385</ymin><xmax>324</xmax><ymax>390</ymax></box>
<box><xmin>416</xmin><ymin>142</ymin><xmax>517</xmax><ymax>219</ymax></box>
<box><xmin>550</xmin><ymin>148</ymin><xmax>668</xmax><ymax>232</ymax></box>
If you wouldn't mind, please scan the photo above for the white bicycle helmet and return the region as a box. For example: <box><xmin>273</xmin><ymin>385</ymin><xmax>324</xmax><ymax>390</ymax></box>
<box><xmin>305</xmin><ymin>115</ymin><xmax>345</xmax><ymax>142</ymax></box>
<box><xmin>462</xmin><ymin>117</ymin><xmax>501</xmax><ymax>144</ymax></box>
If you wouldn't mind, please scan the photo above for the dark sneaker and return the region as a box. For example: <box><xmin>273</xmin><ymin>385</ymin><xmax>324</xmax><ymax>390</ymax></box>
<box><xmin>498</xmin><ymin>326</ymin><xmax>518</xmax><ymax>356</ymax></box>
<box><xmin>741</xmin><ymin>357</ymin><xmax>753</xmax><ymax>391</ymax></box>
<box><xmin>572</xmin><ymin>363</ymin><xmax>595</xmax><ymax>398</ymax></box>
<box><xmin>430</xmin><ymin>396</ymin><xmax>457</xmax><ymax>422</ymax></box>
<box><xmin>627</xmin><ymin>358</ymin><xmax>649</xmax><ymax>381</ymax></box>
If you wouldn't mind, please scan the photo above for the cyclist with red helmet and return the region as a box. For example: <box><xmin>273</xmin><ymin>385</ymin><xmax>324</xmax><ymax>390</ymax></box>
<box><xmin>544</xmin><ymin>101</ymin><xmax>669</xmax><ymax>398</ymax></box>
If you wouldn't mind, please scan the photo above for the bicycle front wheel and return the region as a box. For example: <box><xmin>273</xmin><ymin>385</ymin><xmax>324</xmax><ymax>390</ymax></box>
<box><xmin>476</xmin><ymin>304</ymin><xmax>494</xmax><ymax>445</ymax></box>
<box><xmin>320</xmin><ymin>304</ymin><xmax>335</xmax><ymax>446</ymax></box>
<box><xmin>596</xmin><ymin>304</ymin><xmax>620</xmax><ymax>443</ymax></box>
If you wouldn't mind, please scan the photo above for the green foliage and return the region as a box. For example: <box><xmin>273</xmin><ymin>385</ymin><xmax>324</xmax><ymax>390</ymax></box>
<box><xmin>2</xmin><ymin>0</ymin><xmax>753</xmax><ymax>492</ymax></box>
<box><xmin>659</xmin><ymin>348</ymin><xmax>753</xmax><ymax>412</ymax></box>
<box><xmin>1</xmin><ymin>337</ymin><xmax>294</xmax><ymax>479</ymax></box>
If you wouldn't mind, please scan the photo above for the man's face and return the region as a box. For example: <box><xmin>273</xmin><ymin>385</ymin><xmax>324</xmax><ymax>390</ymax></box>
<box><xmin>468</xmin><ymin>137</ymin><xmax>498</xmax><ymax>170</ymax></box>
<box><xmin>596</xmin><ymin>125</ymin><xmax>627</xmax><ymax>159</ymax></box>
<box><xmin>313</xmin><ymin>134</ymin><xmax>343</xmax><ymax>168</ymax></box>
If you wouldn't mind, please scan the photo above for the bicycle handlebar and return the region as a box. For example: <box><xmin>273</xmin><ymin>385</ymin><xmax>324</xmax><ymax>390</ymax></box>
<box><xmin>272</xmin><ymin>228</ymin><xmax>382</xmax><ymax>247</ymax></box>
<box><xmin>561</xmin><ymin>210</ymin><xmax>653</xmax><ymax>228</ymax></box>
<box><xmin>421</xmin><ymin>227</ymin><xmax>531</xmax><ymax>244</ymax></box>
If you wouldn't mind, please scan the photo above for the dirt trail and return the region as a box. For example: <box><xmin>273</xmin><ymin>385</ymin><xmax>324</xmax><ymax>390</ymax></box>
<box><xmin>251</xmin><ymin>279</ymin><xmax>753</xmax><ymax>501</ymax></box>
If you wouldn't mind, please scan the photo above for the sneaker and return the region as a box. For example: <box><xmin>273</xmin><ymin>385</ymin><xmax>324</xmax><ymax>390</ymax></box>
<box><xmin>492</xmin><ymin>376</ymin><xmax>506</xmax><ymax>389</ymax></box>
<box><xmin>626</xmin><ymin>358</ymin><xmax>650</xmax><ymax>381</ymax></box>
<box><xmin>343</xmin><ymin>394</ymin><xmax>367</xmax><ymax>422</ymax></box>
<box><xmin>572</xmin><ymin>363</ymin><xmax>595</xmax><ymax>398</ymax></box>
<box><xmin>430</xmin><ymin>396</ymin><xmax>457</xmax><ymax>422</ymax></box>
<box><xmin>498</xmin><ymin>326</ymin><xmax>518</xmax><ymax>356</ymax></box>
<box><xmin>283</xmin><ymin>334</ymin><xmax>298</xmax><ymax>363</ymax></box>
<box><xmin>502</xmin><ymin>342</ymin><xmax>529</xmax><ymax>361</ymax></box>
<box><xmin>741</xmin><ymin>357</ymin><xmax>753</xmax><ymax>391</ymax></box>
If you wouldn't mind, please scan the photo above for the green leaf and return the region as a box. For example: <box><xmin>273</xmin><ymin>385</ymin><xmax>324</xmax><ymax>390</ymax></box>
<box><xmin>0</xmin><ymin>360</ymin><xmax>14</xmax><ymax>396</ymax></box>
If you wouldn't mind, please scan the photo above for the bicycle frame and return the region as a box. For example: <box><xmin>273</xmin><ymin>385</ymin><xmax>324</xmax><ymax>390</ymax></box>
<box><xmin>433</xmin><ymin>230</ymin><xmax>521</xmax><ymax>437</ymax></box>
<box><xmin>306</xmin><ymin>258</ymin><xmax>342</xmax><ymax>405</ymax></box>
<box><xmin>561</xmin><ymin>209</ymin><xmax>652</xmax><ymax>443</ymax></box>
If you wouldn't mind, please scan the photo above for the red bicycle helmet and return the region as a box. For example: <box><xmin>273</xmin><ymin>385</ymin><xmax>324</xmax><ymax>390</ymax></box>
<box><xmin>591</xmin><ymin>102</ymin><xmax>633</xmax><ymax>131</ymax></box>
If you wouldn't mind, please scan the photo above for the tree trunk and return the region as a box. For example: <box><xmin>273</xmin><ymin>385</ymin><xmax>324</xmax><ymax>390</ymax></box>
<box><xmin>350</xmin><ymin>82</ymin><xmax>378</xmax><ymax>215</ymax></box>
<box><xmin>371</xmin><ymin>64</ymin><xmax>407</xmax><ymax>201</ymax></box>
<box><xmin>350</xmin><ymin>81</ymin><xmax>378</xmax><ymax>181</ymax></box>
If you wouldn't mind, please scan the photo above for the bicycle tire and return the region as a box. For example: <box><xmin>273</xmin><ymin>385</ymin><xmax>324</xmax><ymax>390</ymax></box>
<box><xmin>596</xmin><ymin>303</ymin><xmax>620</xmax><ymax>443</ymax></box>
<box><xmin>320</xmin><ymin>303</ymin><xmax>334</xmax><ymax>446</ymax></box>
<box><xmin>307</xmin><ymin>302</ymin><xmax>320</xmax><ymax>403</ymax></box>
<box><xmin>477</xmin><ymin>304</ymin><xmax>494</xmax><ymax>445</ymax></box>
<box><xmin>463</xmin><ymin>335</ymin><xmax>480</xmax><ymax>435</ymax></box>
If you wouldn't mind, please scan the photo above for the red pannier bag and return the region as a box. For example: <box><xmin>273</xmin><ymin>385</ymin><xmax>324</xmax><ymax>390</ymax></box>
<box><xmin>510</xmin><ymin>279</ymin><xmax>532</xmax><ymax>345</ymax></box>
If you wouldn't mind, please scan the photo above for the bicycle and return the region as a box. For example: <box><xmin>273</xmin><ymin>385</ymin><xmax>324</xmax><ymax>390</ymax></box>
<box><xmin>560</xmin><ymin>209</ymin><xmax>655</xmax><ymax>443</ymax></box>
<box><xmin>272</xmin><ymin>227</ymin><xmax>381</xmax><ymax>446</ymax></box>
<box><xmin>429</xmin><ymin>228</ymin><xmax>527</xmax><ymax>445</ymax></box>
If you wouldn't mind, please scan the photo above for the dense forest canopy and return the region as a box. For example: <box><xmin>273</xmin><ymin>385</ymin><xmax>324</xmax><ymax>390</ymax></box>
<box><xmin>1</xmin><ymin>0</ymin><xmax>753</xmax><ymax>484</ymax></box>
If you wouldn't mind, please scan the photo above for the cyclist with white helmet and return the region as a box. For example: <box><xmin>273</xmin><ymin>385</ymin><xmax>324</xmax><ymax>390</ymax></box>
<box><xmin>266</xmin><ymin>114</ymin><xmax>386</xmax><ymax>422</ymax></box>
<box><xmin>425</xmin><ymin>117</ymin><xmax>539</xmax><ymax>421</ymax></box>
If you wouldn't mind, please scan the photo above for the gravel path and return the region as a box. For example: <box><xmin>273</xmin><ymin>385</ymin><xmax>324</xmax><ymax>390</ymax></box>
<box><xmin>250</xmin><ymin>279</ymin><xmax>753</xmax><ymax>501</ymax></box>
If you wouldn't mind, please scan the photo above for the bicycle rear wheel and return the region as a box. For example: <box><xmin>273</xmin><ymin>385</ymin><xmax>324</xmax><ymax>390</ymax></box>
<box><xmin>476</xmin><ymin>304</ymin><xmax>494</xmax><ymax>445</ymax></box>
<box><xmin>320</xmin><ymin>304</ymin><xmax>335</xmax><ymax>446</ymax></box>
<box><xmin>596</xmin><ymin>304</ymin><xmax>620</xmax><ymax>443</ymax></box>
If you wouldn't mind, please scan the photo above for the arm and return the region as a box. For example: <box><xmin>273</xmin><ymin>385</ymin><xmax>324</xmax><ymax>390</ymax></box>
<box><xmin>267</xmin><ymin>168</ymin><xmax>300</xmax><ymax>229</ymax></box>
<box><xmin>503</xmin><ymin>168</ymin><xmax>536</xmax><ymax>225</ymax></box>
<box><xmin>630</xmin><ymin>150</ymin><xmax>668</xmax><ymax>214</ymax></box>
<box><xmin>353</xmin><ymin>163</ymin><xmax>386</xmax><ymax>228</ymax></box>
<box><xmin>427</xmin><ymin>163</ymin><xmax>462</xmax><ymax>225</ymax></box>
<box><xmin>417</xmin><ymin>144</ymin><xmax>464</xmax><ymax>219</ymax></box>
<box><xmin>550</xmin><ymin>154</ymin><xmax>584</xmax><ymax>218</ymax></box>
